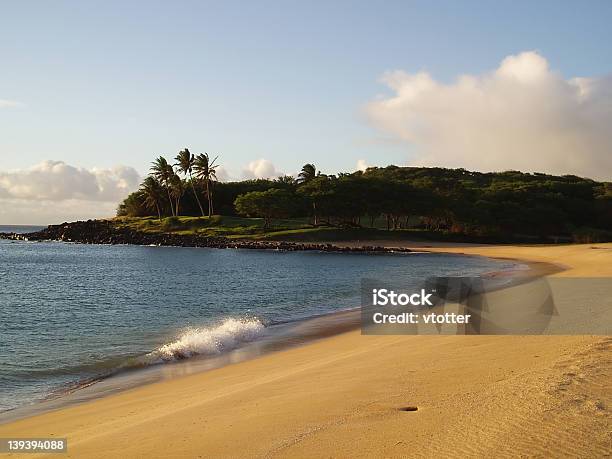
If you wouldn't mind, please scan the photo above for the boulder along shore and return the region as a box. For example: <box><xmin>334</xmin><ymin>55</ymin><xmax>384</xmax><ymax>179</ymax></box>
<box><xmin>0</xmin><ymin>220</ymin><xmax>411</xmax><ymax>253</ymax></box>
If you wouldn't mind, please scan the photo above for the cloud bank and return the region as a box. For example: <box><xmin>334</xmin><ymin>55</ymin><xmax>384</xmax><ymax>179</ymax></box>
<box><xmin>242</xmin><ymin>158</ymin><xmax>282</xmax><ymax>179</ymax></box>
<box><xmin>366</xmin><ymin>51</ymin><xmax>612</xmax><ymax>180</ymax></box>
<box><xmin>0</xmin><ymin>161</ymin><xmax>140</xmax><ymax>201</ymax></box>
<box><xmin>0</xmin><ymin>161</ymin><xmax>140</xmax><ymax>224</ymax></box>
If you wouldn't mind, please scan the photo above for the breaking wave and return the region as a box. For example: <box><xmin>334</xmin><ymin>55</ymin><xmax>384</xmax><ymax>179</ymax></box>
<box><xmin>145</xmin><ymin>318</ymin><xmax>266</xmax><ymax>362</ymax></box>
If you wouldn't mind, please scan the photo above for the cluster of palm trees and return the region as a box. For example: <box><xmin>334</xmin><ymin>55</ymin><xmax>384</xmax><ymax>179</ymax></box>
<box><xmin>141</xmin><ymin>149</ymin><xmax>219</xmax><ymax>220</ymax></box>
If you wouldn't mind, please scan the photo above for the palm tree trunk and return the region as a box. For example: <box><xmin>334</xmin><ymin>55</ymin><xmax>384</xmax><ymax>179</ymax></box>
<box><xmin>189</xmin><ymin>172</ymin><xmax>205</xmax><ymax>216</ymax></box>
<box><xmin>155</xmin><ymin>202</ymin><xmax>161</xmax><ymax>221</ymax></box>
<box><xmin>206</xmin><ymin>180</ymin><xmax>212</xmax><ymax>217</ymax></box>
<box><xmin>165</xmin><ymin>185</ymin><xmax>175</xmax><ymax>216</ymax></box>
<box><xmin>210</xmin><ymin>191</ymin><xmax>214</xmax><ymax>215</ymax></box>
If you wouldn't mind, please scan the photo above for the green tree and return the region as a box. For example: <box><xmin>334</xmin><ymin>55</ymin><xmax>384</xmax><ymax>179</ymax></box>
<box><xmin>276</xmin><ymin>175</ymin><xmax>297</xmax><ymax>185</ymax></box>
<box><xmin>117</xmin><ymin>162</ymin><xmax>612</xmax><ymax>242</ymax></box>
<box><xmin>297</xmin><ymin>163</ymin><xmax>317</xmax><ymax>184</ymax></box>
<box><xmin>297</xmin><ymin>174</ymin><xmax>332</xmax><ymax>225</ymax></box>
<box><xmin>193</xmin><ymin>153</ymin><xmax>219</xmax><ymax>217</ymax></box>
<box><xmin>169</xmin><ymin>173</ymin><xmax>185</xmax><ymax>216</ymax></box>
<box><xmin>140</xmin><ymin>176</ymin><xmax>164</xmax><ymax>220</ymax></box>
<box><xmin>175</xmin><ymin>148</ymin><xmax>205</xmax><ymax>216</ymax></box>
<box><xmin>234</xmin><ymin>189</ymin><xmax>296</xmax><ymax>229</ymax></box>
<box><xmin>151</xmin><ymin>156</ymin><xmax>176</xmax><ymax>216</ymax></box>
<box><xmin>117</xmin><ymin>192</ymin><xmax>147</xmax><ymax>217</ymax></box>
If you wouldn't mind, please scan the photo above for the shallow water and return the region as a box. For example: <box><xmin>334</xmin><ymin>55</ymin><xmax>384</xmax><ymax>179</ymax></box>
<box><xmin>0</xmin><ymin>240</ymin><xmax>511</xmax><ymax>414</ymax></box>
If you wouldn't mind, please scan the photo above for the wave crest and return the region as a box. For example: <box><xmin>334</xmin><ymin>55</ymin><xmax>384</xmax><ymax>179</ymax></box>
<box><xmin>147</xmin><ymin>318</ymin><xmax>265</xmax><ymax>362</ymax></box>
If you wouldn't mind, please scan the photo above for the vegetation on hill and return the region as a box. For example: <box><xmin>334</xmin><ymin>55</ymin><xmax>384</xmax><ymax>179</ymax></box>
<box><xmin>117</xmin><ymin>151</ymin><xmax>612</xmax><ymax>243</ymax></box>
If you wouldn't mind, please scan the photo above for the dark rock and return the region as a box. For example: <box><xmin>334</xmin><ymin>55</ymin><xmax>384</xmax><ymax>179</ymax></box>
<box><xmin>0</xmin><ymin>220</ymin><xmax>411</xmax><ymax>254</ymax></box>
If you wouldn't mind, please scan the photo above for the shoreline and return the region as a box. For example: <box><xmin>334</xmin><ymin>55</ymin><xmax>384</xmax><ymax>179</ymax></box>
<box><xmin>0</xmin><ymin>242</ymin><xmax>609</xmax><ymax>457</ymax></box>
<box><xmin>0</xmin><ymin>307</ymin><xmax>365</xmax><ymax>425</ymax></box>
<box><xmin>0</xmin><ymin>248</ymin><xmax>531</xmax><ymax>425</ymax></box>
<box><xmin>0</xmin><ymin>220</ymin><xmax>413</xmax><ymax>254</ymax></box>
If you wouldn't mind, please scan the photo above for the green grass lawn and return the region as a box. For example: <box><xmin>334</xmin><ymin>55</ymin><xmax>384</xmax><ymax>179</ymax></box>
<box><xmin>111</xmin><ymin>215</ymin><xmax>468</xmax><ymax>242</ymax></box>
<box><xmin>113</xmin><ymin>215</ymin><xmax>317</xmax><ymax>239</ymax></box>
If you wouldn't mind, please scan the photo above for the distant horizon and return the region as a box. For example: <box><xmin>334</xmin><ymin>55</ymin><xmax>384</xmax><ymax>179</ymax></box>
<box><xmin>0</xmin><ymin>224</ymin><xmax>47</xmax><ymax>227</ymax></box>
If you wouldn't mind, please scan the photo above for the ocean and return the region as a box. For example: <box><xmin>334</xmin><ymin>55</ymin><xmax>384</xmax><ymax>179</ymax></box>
<box><xmin>0</xmin><ymin>225</ymin><xmax>46</xmax><ymax>234</ymax></box>
<box><xmin>0</xmin><ymin>238</ymin><xmax>512</xmax><ymax>416</ymax></box>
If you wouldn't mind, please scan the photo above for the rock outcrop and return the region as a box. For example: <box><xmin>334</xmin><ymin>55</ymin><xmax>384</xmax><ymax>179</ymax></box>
<box><xmin>0</xmin><ymin>220</ymin><xmax>411</xmax><ymax>254</ymax></box>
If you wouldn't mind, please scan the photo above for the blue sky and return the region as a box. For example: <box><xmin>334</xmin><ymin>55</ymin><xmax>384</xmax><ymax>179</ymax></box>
<box><xmin>1</xmin><ymin>1</ymin><xmax>611</xmax><ymax>223</ymax></box>
<box><xmin>2</xmin><ymin>0</ymin><xmax>611</xmax><ymax>175</ymax></box>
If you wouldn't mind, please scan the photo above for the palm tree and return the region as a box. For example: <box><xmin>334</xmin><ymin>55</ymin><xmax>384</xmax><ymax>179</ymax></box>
<box><xmin>175</xmin><ymin>148</ymin><xmax>205</xmax><ymax>216</ymax></box>
<box><xmin>193</xmin><ymin>153</ymin><xmax>218</xmax><ymax>217</ymax></box>
<box><xmin>297</xmin><ymin>163</ymin><xmax>316</xmax><ymax>184</ymax></box>
<box><xmin>151</xmin><ymin>156</ymin><xmax>176</xmax><ymax>216</ymax></box>
<box><xmin>140</xmin><ymin>176</ymin><xmax>164</xmax><ymax>220</ymax></box>
<box><xmin>169</xmin><ymin>173</ymin><xmax>184</xmax><ymax>216</ymax></box>
<box><xmin>297</xmin><ymin>164</ymin><xmax>319</xmax><ymax>225</ymax></box>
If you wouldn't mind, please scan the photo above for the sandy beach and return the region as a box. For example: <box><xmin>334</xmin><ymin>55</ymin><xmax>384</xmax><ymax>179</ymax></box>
<box><xmin>1</xmin><ymin>243</ymin><xmax>610</xmax><ymax>458</ymax></box>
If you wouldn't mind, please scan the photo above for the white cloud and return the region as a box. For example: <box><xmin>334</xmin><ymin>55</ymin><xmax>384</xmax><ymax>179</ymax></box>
<box><xmin>214</xmin><ymin>165</ymin><xmax>231</xmax><ymax>182</ymax></box>
<box><xmin>242</xmin><ymin>158</ymin><xmax>282</xmax><ymax>179</ymax></box>
<box><xmin>356</xmin><ymin>159</ymin><xmax>369</xmax><ymax>171</ymax></box>
<box><xmin>0</xmin><ymin>160</ymin><xmax>140</xmax><ymax>201</ymax></box>
<box><xmin>366</xmin><ymin>51</ymin><xmax>612</xmax><ymax>180</ymax></box>
<box><xmin>0</xmin><ymin>161</ymin><xmax>140</xmax><ymax>224</ymax></box>
<box><xmin>0</xmin><ymin>99</ymin><xmax>24</xmax><ymax>108</ymax></box>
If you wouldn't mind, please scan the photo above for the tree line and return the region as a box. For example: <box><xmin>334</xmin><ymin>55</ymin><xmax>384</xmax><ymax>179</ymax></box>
<box><xmin>129</xmin><ymin>149</ymin><xmax>219</xmax><ymax>220</ymax></box>
<box><xmin>118</xmin><ymin>156</ymin><xmax>612</xmax><ymax>241</ymax></box>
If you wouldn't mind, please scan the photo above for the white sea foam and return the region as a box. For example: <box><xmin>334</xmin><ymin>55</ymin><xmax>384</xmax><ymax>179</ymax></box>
<box><xmin>147</xmin><ymin>318</ymin><xmax>265</xmax><ymax>362</ymax></box>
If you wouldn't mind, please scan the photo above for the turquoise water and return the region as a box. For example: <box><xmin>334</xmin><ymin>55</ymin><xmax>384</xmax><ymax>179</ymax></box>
<box><xmin>0</xmin><ymin>239</ymin><xmax>510</xmax><ymax>413</ymax></box>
